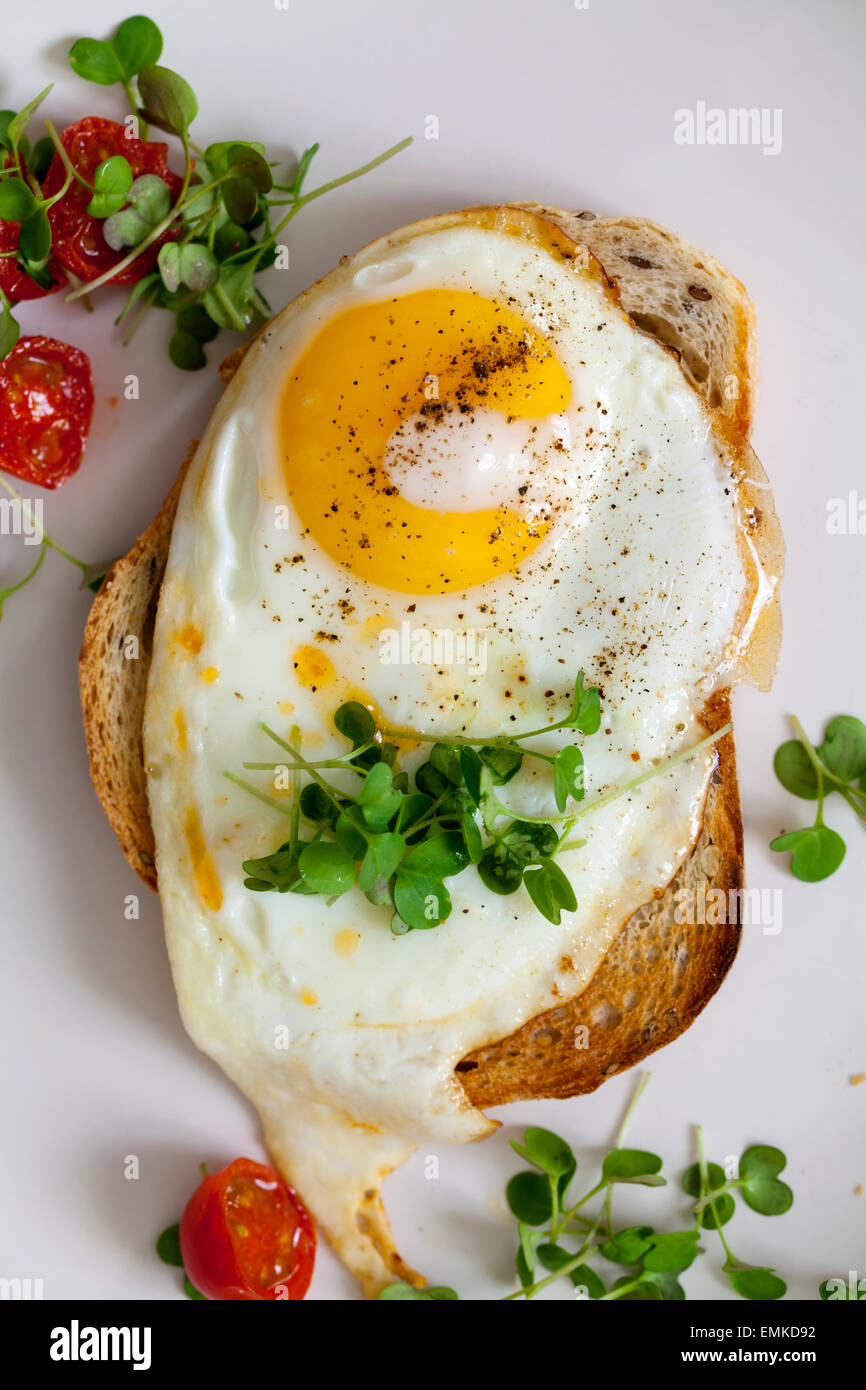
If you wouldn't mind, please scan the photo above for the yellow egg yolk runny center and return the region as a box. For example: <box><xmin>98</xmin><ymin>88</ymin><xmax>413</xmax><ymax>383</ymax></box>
<box><xmin>280</xmin><ymin>288</ymin><xmax>571</xmax><ymax>593</ymax></box>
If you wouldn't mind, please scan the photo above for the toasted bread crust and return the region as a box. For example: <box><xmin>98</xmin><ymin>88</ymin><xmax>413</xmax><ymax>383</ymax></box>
<box><xmin>79</xmin><ymin>447</ymin><xmax>194</xmax><ymax>891</ymax></box>
<box><xmin>458</xmin><ymin>694</ymin><xmax>741</xmax><ymax>1104</ymax></box>
<box><xmin>78</xmin><ymin>209</ymin><xmax>762</xmax><ymax>1104</ymax></box>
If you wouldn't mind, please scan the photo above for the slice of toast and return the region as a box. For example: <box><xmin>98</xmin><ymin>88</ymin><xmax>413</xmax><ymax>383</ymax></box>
<box><xmin>79</xmin><ymin>209</ymin><xmax>764</xmax><ymax>1102</ymax></box>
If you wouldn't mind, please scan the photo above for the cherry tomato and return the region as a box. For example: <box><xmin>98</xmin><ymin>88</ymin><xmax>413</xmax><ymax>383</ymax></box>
<box><xmin>179</xmin><ymin>1158</ymin><xmax>316</xmax><ymax>1301</ymax></box>
<box><xmin>0</xmin><ymin>156</ymin><xmax>66</xmax><ymax>303</ymax></box>
<box><xmin>0</xmin><ymin>336</ymin><xmax>94</xmax><ymax>489</ymax></box>
<box><xmin>43</xmin><ymin>117</ymin><xmax>183</xmax><ymax>285</ymax></box>
<box><xmin>0</xmin><ymin>218</ymin><xmax>67</xmax><ymax>302</ymax></box>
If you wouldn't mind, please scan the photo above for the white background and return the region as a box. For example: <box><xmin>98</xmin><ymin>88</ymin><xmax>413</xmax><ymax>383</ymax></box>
<box><xmin>1</xmin><ymin>0</ymin><xmax>864</xmax><ymax>1302</ymax></box>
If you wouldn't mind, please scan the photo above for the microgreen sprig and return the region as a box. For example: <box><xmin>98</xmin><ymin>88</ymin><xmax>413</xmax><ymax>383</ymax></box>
<box><xmin>770</xmin><ymin>713</ymin><xmax>866</xmax><ymax>880</ymax></box>
<box><xmin>682</xmin><ymin>1127</ymin><xmax>790</xmax><ymax>1300</ymax></box>
<box><xmin>230</xmin><ymin>673</ymin><xmax>731</xmax><ymax>935</ymax></box>
<box><xmin>0</xmin><ymin>475</ymin><xmax>109</xmax><ymax>622</ymax></box>
<box><xmin>378</xmin><ymin>1076</ymin><xmax>794</xmax><ymax>1302</ymax></box>
<box><xmin>0</xmin><ymin>14</ymin><xmax>412</xmax><ymax>366</ymax></box>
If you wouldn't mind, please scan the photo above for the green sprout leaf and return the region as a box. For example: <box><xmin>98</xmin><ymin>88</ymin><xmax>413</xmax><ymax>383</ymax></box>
<box><xmin>168</xmin><ymin>303</ymin><xmax>220</xmax><ymax>371</ymax></box>
<box><xmin>565</xmin><ymin>671</ymin><xmax>601</xmax><ymax>734</ymax></box>
<box><xmin>415</xmin><ymin>760</ymin><xmax>449</xmax><ymax>799</ymax></box>
<box><xmin>601</xmin><ymin>1148</ymin><xmax>664</xmax><ymax>1183</ymax></box>
<box><xmin>430</xmin><ymin>742</ymin><xmax>463</xmax><ymax>786</ymax></box>
<box><xmin>155</xmin><ymin>1223</ymin><xmax>183</xmax><ymax>1267</ymax></box>
<box><xmin>392</xmin><ymin>831</ymin><xmax>468</xmax><ymax>929</ymax></box>
<box><xmin>358</xmin><ymin>762</ymin><xmax>403</xmax><ymax>828</ymax></box>
<box><xmin>457</xmin><ymin>798</ymin><xmax>483</xmax><ymax>863</ymax></box>
<box><xmin>819</xmin><ymin>715</ymin><xmax>866</xmax><ymax>782</ymax></box>
<box><xmin>103</xmin><ymin>211</ymin><xmax>147</xmax><ymax>252</ymax></box>
<box><xmin>459</xmin><ymin>746</ymin><xmax>484</xmax><ymax>804</ymax></box>
<box><xmin>644</xmin><ymin>1270</ymin><xmax>687</xmax><ymax>1300</ymax></box>
<box><xmin>167</xmin><ymin>329</ymin><xmax>207</xmax><ymax>371</ymax></box>
<box><xmin>28</xmin><ymin>136</ymin><xmax>54</xmax><ymax>181</ymax></box>
<box><xmin>202</xmin><ymin>260</ymin><xmax>267</xmax><ymax>331</ymax></box>
<box><xmin>0</xmin><ymin>296</ymin><xmax>20</xmax><ymax>361</ymax></box>
<box><xmin>506</xmin><ymin>1171</ymin><xmax>553</xmax><ymax>1227</ymax></box>
<box><xmin>158</xmin><ymin>241</ymin><xmax>219</xmax><ymax>294</ymax></box>
<box><xmin>570</xmin><ymin>1263</ymin><xmax>607</xmax><ymax>1299</ymax></box>
<box><xmin>738</xmin><ymin>1145</ymin><xmax>793</xmax><ymax>1216</ymax></box>
<box><xmin>358</xmin><ymin>832</ymin><xmax>404</xmax><ymax>892</ymax></box>
<box><xmin>642</xmin><ymin>1230</ymin><xmax>700</xmax><ymax>1274</ymax></box>
<box><xmin>509</xmin><ymin>1127</ymin><xmax>575</xmax><ymax>1179</ymax></box>
<box><xmin>682</xmin><ymin>1161</ymin><xmax>735</xmax><ymax>1228</ymax></box>
<box><xmin>0</xmin><ymin>111</ymin><xmax>14</xmax><ymax>151</ymax></box>
<box><xmin>600</xmin><ymin>1225</ymin><xmax>655</xmax><ymax>1265</ymax></box>
<box><xmin>773</xmin><ymin>739</ymin><xmax>819</xmax><ymax>800</ymax></box>
<box><xmin>127</xmin><ymin>172</ymin><xmax>173</xmax><ymax>223</ymax></box>
<box><xmin>157</xmin><ymin>242</ymin><xmax>182</xmax><ymax>293</ymax></box>
<box><xmin>5</xmin><ymin>86</ymin><xmax>52</xmax><ymax>154</ymax></box>
<box><xmin>553</xmin><ymin>744</ymin><xmax>584</xmax><ymax>811</ymax></box>
<box><xmin>87</xmin><ymin>154</ymin><xmax>134</xmax><ymax>218</ymax></box>
<box><xmin>17</xmin><ymin>209</ymin><xmax>51</xmax><ymax>268</ymax></box>
<box><xmin>70</xmin><ymin>16</ymin><xmax>163</xmax><ymax>86</ymax></box>
<box><xmin>770</xmin><ymin>824</ymin><xmax>846</xmax><ymax>882</ymax></box>
<box><xmin>103</xmin><ymin>172</ymin><xmax>170</xmax><ymax>250</ymax></box>
<box><xmin>242</xmin><ymin>840</ymin><xmax>304</xmax><ymax>893</ymax></box>
<box><xmin>724</xmin><ymin>1261</ymin><xmax>786</xmax><ymax>1301</ymax></box>
<box><xmin>211</xmin><ymin>143</ymin><xmax>273</xmax><ymax>225</ymax></box>
<box><xmin>523</xmin><ymin>857</ymin><xmax>577</xmax><ymax>925</ymax></box>
<box><xmin>285</xmin><ymin>142</ymin><xmax>319</xmax><ymax>197</ymax></box>
<box><xmin>297</xmin><ymin>841</ymin><xmax>355</xmax><ymax>896</ymax></box>
<box><xmin>611</xmin><ymin>1274</ymin><xmax>663</xmax><ymax>1301</ymax></box>
<box><xmin>478</xmin><ymin>821</ymin><xmax>558</xmax><ymax>897</ymax></box>
<box><xmin>300</xmin><ymin>783</ymin><xmax>337</xmax><ymax>825</ymax></box>
<box><xmin>0</xmin><ymin>177</ymin><xmax>39</xmax><ymax>223</ymax></box>
<box><xmin>477</xmin><ymin>744</ymin><xmax>523</xmax><ymax>785</ymax></box>
<box><xmin>137</xmin><ymin>64</ymin><xmax>198</xmax><ymax>137</ymax></box>
<box><xmin>179</xmin><ymin>242</ymin><xmax>218</xmax><ymax>291</ymax></box>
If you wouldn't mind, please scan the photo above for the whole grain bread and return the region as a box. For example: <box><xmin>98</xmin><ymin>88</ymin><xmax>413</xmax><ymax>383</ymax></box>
<box><xmin>520</xmin><ymin>207</ymin><xmax>758</xmax><ymax>437</ymax></box>
<box><xmin>79</xmin><ymin>207</ymin><xmax>770</xmax><ymax>1103</ymax></box>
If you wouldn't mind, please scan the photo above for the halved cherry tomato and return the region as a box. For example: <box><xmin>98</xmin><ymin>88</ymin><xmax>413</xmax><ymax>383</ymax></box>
<box><xmin>179</xmin><ymin>1157</ymin><xmax>316</xmax><ymax>1301</ymax></box>
<box><xmin>0</xmin><ymin>336</ymin><xmax>94</xmax><ymax>489</ymax></box>
<box><xmin>0</xmin><ymin>155</ymin><xmax>66</xmax><ymax>303</ymax></box>
<box><xmin>0</xmin><ymin>218</ymin><xmax>67</xmax><ymax>302</ymax></box>
<box><xmin>43</xmin><ymin>117</ymin><xmax>183</xmax><ymax>285</ymax></box>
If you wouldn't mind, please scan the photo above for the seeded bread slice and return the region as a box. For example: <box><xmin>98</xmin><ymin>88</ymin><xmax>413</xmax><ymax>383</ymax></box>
<box><xmin>519</xmin><ymin>206</ymin><xmax>758</xmax><ymax>437</ymax></box>
<box><xmin>79</xmin><ymin>447</ymin><xmax>194</xmax><ymax>891</ymax></box>
<box><xmin>78</xmin><ymin>209</ymin><xmax>767</xmax><ymax>1108</ymax></box>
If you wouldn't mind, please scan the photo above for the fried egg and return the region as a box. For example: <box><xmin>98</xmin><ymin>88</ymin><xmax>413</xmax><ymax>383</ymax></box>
<box><xmin>144</xmin><ymin>207</ymin><xmax>779</xmax><ymax>1294</ymax></box>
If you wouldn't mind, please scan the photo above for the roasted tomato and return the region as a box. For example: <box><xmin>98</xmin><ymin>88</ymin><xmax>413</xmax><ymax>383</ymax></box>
<box><xmin>43</xmin><ymin>116</ymin><xmax>183</xmax><ymax>285</ymax></box>
<box><xmin>179</xmin><ymin>1158</ymin><xmax>316</xmax><ymax>1300</ymax></box>
<box><xmin>0</xmin><ymin>219</ymin><xmax>66</xmax><ymax>303</ymax></box>
<box><xmin>0</xmin><ymin>153</ymin><xmax>66</xmax><ymax>302</ymax></box>
<box><xmin>0</xmin><ymin>336</ymin><xmax>94</xmax><ymax>489</ymax></box>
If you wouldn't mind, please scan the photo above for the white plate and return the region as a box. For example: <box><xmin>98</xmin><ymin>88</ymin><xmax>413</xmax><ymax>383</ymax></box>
<box><xmin>1</xmin><ymin>0</ymin><xmax>864</xmax><ymax>1301</ymax></box>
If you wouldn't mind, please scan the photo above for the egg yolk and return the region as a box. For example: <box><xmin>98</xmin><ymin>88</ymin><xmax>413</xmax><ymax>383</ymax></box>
<box><xmin>280</xmin><ymin>288</ymin><xmax>571</xmax><ymax>593</ymax></box>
